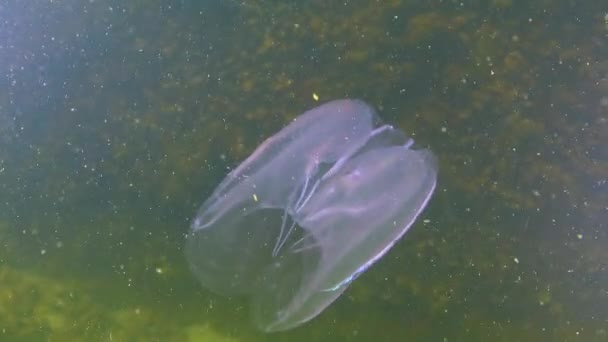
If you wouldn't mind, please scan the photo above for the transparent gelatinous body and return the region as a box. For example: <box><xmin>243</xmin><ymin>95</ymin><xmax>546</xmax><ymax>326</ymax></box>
<box><xmin>186</xmin><ymin>99</ymin><xmax>438</xmax><ymax>332</ymax></box>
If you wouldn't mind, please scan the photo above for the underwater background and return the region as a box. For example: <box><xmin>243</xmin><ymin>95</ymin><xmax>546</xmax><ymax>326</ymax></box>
<box><xmin>0</xmin><ymin>0</ymin><xmax>606</xmax><ymax>341</ymax></box>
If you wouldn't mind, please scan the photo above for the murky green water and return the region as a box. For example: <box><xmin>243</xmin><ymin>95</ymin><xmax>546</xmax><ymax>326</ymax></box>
<box><xmin>0</xmin><ymin>1</ymin><xmax>606</xmax><ymax>341</ymax></box>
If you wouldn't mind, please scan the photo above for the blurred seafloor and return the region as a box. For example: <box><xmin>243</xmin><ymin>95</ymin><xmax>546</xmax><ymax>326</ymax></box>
<box><xmin>0</xmin><ymin>0</ymin><xmax>606</xmax><ymax>341</ymax></box>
